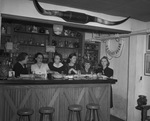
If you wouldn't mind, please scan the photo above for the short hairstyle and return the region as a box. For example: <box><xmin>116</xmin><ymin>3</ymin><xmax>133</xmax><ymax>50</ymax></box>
<box><xmin>67</xmin><ymin>53</ymin><xmax>77</xmax><ymax>63</ymax></box>
<box><xmin>16</xmin><ymin>52</ymin><xmax>28</xmax><ymax>62</ymax></box>
<box><xmin>82</xmin><ymin>59</ymin><xmax>91</xmax><ymax>68</ymax></box>
<box><xmin>53</xmin><ymin>52</ymin><xmax>62</xmax><ymax>62</ymax></box>
<box><xmin>34</xmin><ymin>52</ymin><xmax>44</xmax><ymax>62</ymax></box>
<box><xmin>99</xmin><ymin>56</ymin><xmax>110</xmax><ymax>67</ymax></box>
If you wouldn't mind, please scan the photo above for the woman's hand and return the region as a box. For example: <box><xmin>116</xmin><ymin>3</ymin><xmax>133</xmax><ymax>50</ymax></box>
<box><xmin>53</xmin><ymin>71</ymin><xmax>60</xmax><ymax>75</ymax></box>
<box><xmin>68</xmin><ymin>68</ymin><xmax>77</xmax><ymax>74</ymax></box>
<box><xmin>47</xmin><ymin>70</ymin><xmax>53</xmax><ymax>74</ymax></box>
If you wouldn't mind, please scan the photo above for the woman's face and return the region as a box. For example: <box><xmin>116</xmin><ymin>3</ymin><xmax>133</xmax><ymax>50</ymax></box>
<box><xmin>101</xmin><ymin>58</ymin><xmax>108</xmax><ymax>67</ymax></box>
<box><xmin>54</xmin><ymin>55</ymin><xmax>61</xmax><ymax>64</ymax></box>
<box><xmin>22</xmin><ymin>55</ymin><xmax>29</xmax><ymax>64</ymax></box>
<box><xmin>70</xmin><ymin>56</ymin><xmax>77</xmax><ymax>64</ymax></box>
<box><xmin>85</xmin><ymin>62</ymin><xmax>91</xmax><ymax>69</ymax></box>
<box><xmin>36</xmin><ymin>55</ymin><xmax>43</xmax><ymax>64</ymax></box>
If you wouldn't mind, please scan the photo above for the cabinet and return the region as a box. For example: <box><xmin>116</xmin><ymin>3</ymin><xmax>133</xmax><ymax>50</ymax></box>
<box><xmin>1</xmin><ymin>19</ymin><xmax>50</xmax><ymax>64</ymax></box>
<box><xmin>1</xmin><ymin>18</ymin><xmax>101</xmax><ymax>67</ymax></box>
<box><xmin>84</xmin><ymin>42</ymin><xmax>100</xmax><ymax>68</ymax></box>
<box><xmin>51</xmin><ymin>28</ymin><xmax>83</xmax><ymax>62</ymax></box>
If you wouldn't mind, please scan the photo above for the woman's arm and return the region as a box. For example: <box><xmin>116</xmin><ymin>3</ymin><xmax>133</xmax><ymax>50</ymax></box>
<box><xmin>68</xmin><ymin>68</ymin><xmax>78</xmax><ymax>74</ymax></box>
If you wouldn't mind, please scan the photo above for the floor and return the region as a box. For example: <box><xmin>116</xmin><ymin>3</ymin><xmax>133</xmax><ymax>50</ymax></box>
<box><xmin>110</xmin><ymin>115</ymin><xmax>125</xmax><ymax>121</ymax></box>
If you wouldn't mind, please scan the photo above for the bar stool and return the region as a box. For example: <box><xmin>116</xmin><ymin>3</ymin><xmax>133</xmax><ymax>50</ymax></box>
<box><xmin>68</xmin><ymin>104</ymin><xmax>82</xmax><ymax>121</ymax></box>
<box><xmin>39</xmin><ymin>107</ymin><xmax>55</xmax><ymax>121</ymax></box>
<box><xmin>85</xmin><ymin>103</ymin><xmax>103</xmax><ymax>121</ymax></box>
<box><xmin>17</xmin><ymin>108</ymin><xmax>34</xmax><ymax>121</ymax></box>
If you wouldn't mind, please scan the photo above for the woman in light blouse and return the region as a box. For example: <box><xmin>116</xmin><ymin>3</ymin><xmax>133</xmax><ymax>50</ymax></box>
<box><xmin>31</xmin><ymin>52</ymin><xmax>51</xmax><ymax>78</ymax></box>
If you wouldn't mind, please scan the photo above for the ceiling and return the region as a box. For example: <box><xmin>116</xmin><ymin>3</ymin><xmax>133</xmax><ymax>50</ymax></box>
<box><xmin>39</xmin><ymin>0</ymin><xmax>150</xmax><ymax>22</ymax></box>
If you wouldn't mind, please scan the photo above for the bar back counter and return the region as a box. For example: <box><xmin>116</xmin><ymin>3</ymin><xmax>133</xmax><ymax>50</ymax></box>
<box><xmin>0</xmin><ymin>78</ymin><xmax>117</xmax><ymax>121</ymax></box>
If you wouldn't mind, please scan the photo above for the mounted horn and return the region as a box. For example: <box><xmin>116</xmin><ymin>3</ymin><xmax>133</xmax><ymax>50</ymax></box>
<box><xmin>33</xmin><ymin>0</ymin><xmax>130</xmax><ymax>25</ymax></box>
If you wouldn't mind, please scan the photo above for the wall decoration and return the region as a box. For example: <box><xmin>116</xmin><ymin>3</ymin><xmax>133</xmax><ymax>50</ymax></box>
<box><xmin>146</xmin><ymin>34</ymin><xmax>150</xmax><ymax>52</ymax></box>
<box><xmin>33</xmin><ymin>0</ymin><xmax>130</xmax><ymax>26</ymax></box>
<box><xmin>144</xmin><ymin>53</ymin><xmax>150</xmax><ymax>76</ymax></box>
<box><xmin>105</xmin><ymin>38</ymin><xmax>124</xmax><ymax>58</ymax></box>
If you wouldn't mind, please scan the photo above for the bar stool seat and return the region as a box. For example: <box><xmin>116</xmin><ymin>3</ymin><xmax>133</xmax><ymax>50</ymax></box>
<box><xmin>39</xmin><ymin>107</ymin><xmax>55</xmax><ymax>121</ymax></box>
<box><xmin>17</xmin><ymin>108</ymin><xmax>34</xmax><ymax>121</ymax></box>
<box><xmin>39</xmin><ymin>107</ymin><xmax>55</xmax><ymax>114</ymax></box>
<box><xmin>85</xmin><ymin>103</ymin><xmax>103</xmax><ymax>121</ymax></box>
<box><xmin>86</xmin><ymin>103</ymin><xmax>99</xmax><ymax>110</ymax></box>
<box><xmin>68</xmin><ymin>104</ymin><xmax>82</xmax><ymax>121</ymax></box>
<box><xmin>68</xmin><ymin>104</ymin><xmax>82</xmax><ymax>111</ymax></box>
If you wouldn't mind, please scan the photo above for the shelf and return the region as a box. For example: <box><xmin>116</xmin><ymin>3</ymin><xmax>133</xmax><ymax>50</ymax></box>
<box><xmin>1</xmin><ymin>34</ymin><xmax>11</xmax><ymax>37</ymax></box>
<box><xmin>53</xmin><ymin>34</ymin><xmax>81</xmax><ymax>39</ymax></box>
<box><xmin>84</xmin><ymin>49</ymin><xmax>99</xmax><ymax>51</ymax></box>
<box><xmin>14</xmin><ymin>30</ymin><xmax>49</xmax><ymax>36</ymax></box>
<box><xmin>19</xmin><ymin>44</ymin><xmax>45</xmax><ymax>47</ymax></box>
<box><xmin>56</xmin><ymin>47</ymin><xmax>79</xmax><ymax>49</ymax></box>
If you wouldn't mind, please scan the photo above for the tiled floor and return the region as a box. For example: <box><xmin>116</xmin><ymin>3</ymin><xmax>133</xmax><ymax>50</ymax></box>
<box><xmin>110</xmin><ymin>115</ymin><xmax>125</xmax><ymax>121</ymax></box>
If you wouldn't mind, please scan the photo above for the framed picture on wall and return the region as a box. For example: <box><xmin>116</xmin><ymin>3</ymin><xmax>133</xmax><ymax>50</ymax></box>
<box><xmin>146</xmin><ymin>34</ymin><xmax>150</xmax><ymax>52</ymax></box>
<box><xmin>144</xmin><ymin>53</ymin><xmax>150</xmax><ymax>76</ymax></box>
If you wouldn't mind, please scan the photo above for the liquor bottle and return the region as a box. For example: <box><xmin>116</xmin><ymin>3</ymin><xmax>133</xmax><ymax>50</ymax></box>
<box><xmin>8</xmin><ymin>53</ymin><xmax>15</xmax><ymax>78</ymax></box>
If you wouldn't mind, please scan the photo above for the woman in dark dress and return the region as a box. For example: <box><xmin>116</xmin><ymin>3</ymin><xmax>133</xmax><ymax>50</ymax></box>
<box><xmin>66</xmin><ymin>53</ymin><xmax>80</xmax><ymax>75</ymax></box>
<box><xmin>96</xmin><ymin>56</ymin><xmax>114</xmax><ymax>108</ymax></box>
<box><xmin>48</xmin><ymin>52</ymin><xmax>65</xmax><ymax>74</ymax></box>
<box><xmin>96</xmin><ymin>56</ymin><xmax>113</xmax><ymax>78</ymax></box>
<box><xmin>13</xmin><ymin>52</ymin><xmax>29</xmax><ymax>77</ymax></box>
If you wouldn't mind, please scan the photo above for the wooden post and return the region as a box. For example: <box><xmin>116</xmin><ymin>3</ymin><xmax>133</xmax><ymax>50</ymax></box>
<box><xmin>0</xmin><ymin>88</ymin><xmax>3</xmax><ymax>121</ymax></box>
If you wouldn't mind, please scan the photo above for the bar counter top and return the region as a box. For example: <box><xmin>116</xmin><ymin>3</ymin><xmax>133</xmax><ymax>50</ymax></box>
<box><xmin>0</xmin><ymin>78</ymin><xmax>117</xmax><ymax>85</ymax></box>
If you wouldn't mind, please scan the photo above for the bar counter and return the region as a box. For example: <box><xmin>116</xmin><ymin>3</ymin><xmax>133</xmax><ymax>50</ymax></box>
<box><xmin>0</xmin><ymin>78</ymin><xmax>117</xmax><ymax>121</ymax></box>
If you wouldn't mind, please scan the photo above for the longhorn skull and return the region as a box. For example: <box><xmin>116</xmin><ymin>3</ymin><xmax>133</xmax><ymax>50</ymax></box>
<box><xmin>33</xmin><ymin>0</ymin><xmax>130</xmax><ymax>25</ymax></box>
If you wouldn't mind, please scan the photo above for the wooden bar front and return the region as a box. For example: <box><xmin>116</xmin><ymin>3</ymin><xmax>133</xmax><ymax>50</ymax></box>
<box><xmin>0</xmin><ymin>79</ymin><xmax>117</xmax><ymax>121</ymax></box>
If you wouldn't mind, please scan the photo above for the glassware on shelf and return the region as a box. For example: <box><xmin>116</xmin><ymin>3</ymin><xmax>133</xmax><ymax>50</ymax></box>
<box><xmin>1</xmin><ymin>26</ymin><xmax>6</xmax><ymax>34</ymax></box>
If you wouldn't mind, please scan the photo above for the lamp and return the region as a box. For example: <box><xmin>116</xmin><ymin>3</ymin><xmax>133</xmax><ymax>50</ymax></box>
<box><xmin>53</xmin><ymin>24</ymin><xmax>63</xmax><ymax>35</ymax></box>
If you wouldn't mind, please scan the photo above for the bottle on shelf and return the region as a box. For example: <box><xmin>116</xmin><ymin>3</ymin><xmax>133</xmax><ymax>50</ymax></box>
<box><xmin>8</xmin><ymin>53</ymin><xmax>15</xmax><ymax>78</ymax></box>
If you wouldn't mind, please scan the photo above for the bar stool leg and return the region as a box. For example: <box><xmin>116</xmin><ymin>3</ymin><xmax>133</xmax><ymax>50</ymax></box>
<box><xmin>49</xmin><ymin>114</ymin><xmax>53</xmax><ymax>121</ymax></box>
<box><xmin>19</xmin><ymin>116</ymin><xmax>24</xmax><ymax>121</ymax></box>
<box><xmin>68</xmin><ymin>111</ymin><xmax>71</xmax><ymax>121</ymax></box>
<box><xmin>95</xmin><ymin>110</ymin><xmax>99</xmax><ymax>121</ymax></box>
<box><xmin>28</xmin><ymin>116</ymin><xmax>31</xmax><ymax>121</ymax></box>
<box><xmin>72</xmin><ymin>111</ymin><xmax>75</xmax><ymax>121</ymax></box>
<box><xmin>77</xmin><ymin>112</ymin><xmax>81</xmax><ymax>121</ymax></box>
<box><xmin>89</xmin><ymin>109</ymin><xmax>93</xmax><ymax>121</ymax></box>
<box><xmin>93</xmin><ymin>110</ymin><xmax>96</xmax><ymax>121</ymax></box>
<box><xmin>40</xmin><ymin>114</ymin><xmax>44</xmax><ymax>121</ymax></box>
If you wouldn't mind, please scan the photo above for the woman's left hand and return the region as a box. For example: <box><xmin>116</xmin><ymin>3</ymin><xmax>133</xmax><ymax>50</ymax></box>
<box><xmin>68</xmin><ymin>68</ymin><xmax>77</xmax><ymax>74</ymax></box>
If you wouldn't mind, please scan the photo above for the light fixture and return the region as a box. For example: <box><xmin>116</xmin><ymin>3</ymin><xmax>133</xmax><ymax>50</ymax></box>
<box><xmin>53</xmin><ymin>24</ymin><xmax>63</xmax><ymax>35</ymax></box>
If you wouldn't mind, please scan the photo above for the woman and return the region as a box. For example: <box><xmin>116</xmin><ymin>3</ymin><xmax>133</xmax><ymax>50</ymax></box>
<box><xmin>13</xmin><ymin>52</ymin><xmax>29</xmax><ymax>77</ymax></box>
<box><xmin>31</xmin><ymin>53</ymin><xmax>50</xmax><ymax>79</ymax></box>
<box><xmin>66</xmin><ymin>53</ymin><xmax>80</xmax><ymax>75</ymax></box>
<box><xmin>81</xmin><ymin>60</ymin><xmax>93</xmax><ymax>74</ymax></box>
<box><xmin>96</xmin><ymin>56</ymin><xmax>114</xmax><ymax>108</ymax></box>
<box><xmin>48</xmin><ymin>52</ymin><xmax>65</xmax><ymax>74</ymax></box>
<box><xmin>96</xmin><ymin>56</ymin><xmax>113</xmax><ymax>78</ymax></box>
